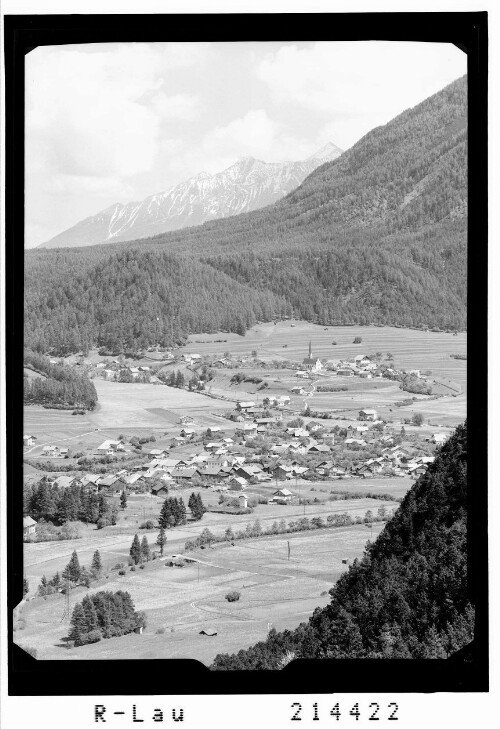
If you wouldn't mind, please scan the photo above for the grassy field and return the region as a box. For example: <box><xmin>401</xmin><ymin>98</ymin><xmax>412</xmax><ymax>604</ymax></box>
<box><xmin>23</xmin><ymin>483</ymin><xmax>404</xmax><ymax>585</ymax></box>
<box><xmin>184</xmin><ymin>322</ymin><xmax>466</xmax><ymax>426</ymax></box>
<box><xmin>17</xmin><ymin>521</ymin><xmax>387</xmax><ymax>664</ymax></box>
<box><xmin>185</xmin><ymin>322</ymin><xmax>467</xmax><ymax>389</ymax></box>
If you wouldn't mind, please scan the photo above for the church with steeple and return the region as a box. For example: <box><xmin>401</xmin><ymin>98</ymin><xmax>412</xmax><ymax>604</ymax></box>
<box><xmin>302</xmin><ymin>341</ymin><xmax>323</xmax><ymax>371</ymax></box>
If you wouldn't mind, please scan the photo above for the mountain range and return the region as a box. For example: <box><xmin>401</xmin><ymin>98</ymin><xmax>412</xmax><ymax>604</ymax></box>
<box><xmin>39</xmin><ymin>142</ymin><xmax>343</xmax><ymax>249</ymax></box>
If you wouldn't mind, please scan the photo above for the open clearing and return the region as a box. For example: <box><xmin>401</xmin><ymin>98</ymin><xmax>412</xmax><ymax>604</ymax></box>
<box><xmin>17</xmin><ymin>521</ymin><xmax>387</xmax><ymax>664</ymax></box>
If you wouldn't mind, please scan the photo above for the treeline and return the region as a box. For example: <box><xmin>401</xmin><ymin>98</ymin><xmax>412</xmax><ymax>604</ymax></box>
<box><xmin>25</xmin><ymin>480</ymin><xmax>118</xmax><ymax>528</ymax></box>
<box><xmin>24</xmin><ymin>78</ymin><xmax>467</xmax><ymax>354</ymax></box>
<box><xmin>24</xmin><ymin>350</ymin><xmax>97</xmax><ymax>409</ymax></box>
<box><xmin>211</xmin><ymin>421</ymin><xmax>472</xmax><ymax>668</ymax></box>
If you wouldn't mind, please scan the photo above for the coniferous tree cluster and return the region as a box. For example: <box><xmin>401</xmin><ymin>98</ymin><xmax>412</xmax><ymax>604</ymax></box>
<box><xmin>158</xmin><ymin>497</ymin><xmax>187</xmax><ymax>528</ymax></box>
<box><xmin>24</xmin><ymin>78</ymin><xmax>467</xmax><ymax>354</ymax></box>
<box><xmin>188</xmin><ymin>492</ymin><xmax>206</xmax><ymax>521</ymax></box>
<box><xmin>24</xmin><ymin>350</ymin><xmax>97</xmax><ymax>409</ymax></box>
<box><xmin>25</xmin><ymin>480</ymin><xmax>118</xmax><ymax>527</ymax></box>
<box><xmin>212</xmin><ymin>422</ymin><xmax>472</xmax><ymax>669</ymax></box>
<box><xmin>69</xmin><ymin>590</ymin><xmax>146</xmax><ymax>646</ymax></box>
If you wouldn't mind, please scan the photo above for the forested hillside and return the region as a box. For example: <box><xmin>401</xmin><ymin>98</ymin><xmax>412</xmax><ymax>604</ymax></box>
<box><xmin>24</xmin><ymin>76</ymin><xmax>467</xmax><ymax>354</ymax></box>
<box><xmin>211</xmin><ymin>421</ymin><xmax>472</xmax><ymax>669</ymax></box>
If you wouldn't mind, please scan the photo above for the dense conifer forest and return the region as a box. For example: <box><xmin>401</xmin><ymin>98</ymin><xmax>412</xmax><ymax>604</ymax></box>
<box><xmin>23</xmin><ymin>350</ymin><xmax>98</xmax><ymax>409</ymax></box>
<box><xmin>24</xmin><ymin>76</ymin><xmax>467</xmax><ymax>354</ymax></box>
<box><xmin>211</xmin><ymin>422</ymin><xmax>471</xmax><ymax>668</ymax></box>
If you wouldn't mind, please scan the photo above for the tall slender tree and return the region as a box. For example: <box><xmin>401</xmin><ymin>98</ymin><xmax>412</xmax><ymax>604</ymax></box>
<box><xmin>129</xmin><ymin>534</ymin><xmax>142</xmax><ymax>565</ymax></box>
<box><xmin>156</xmin><ymin>526</ymin><xmax>167</xmax><ymax>557</ymax></box>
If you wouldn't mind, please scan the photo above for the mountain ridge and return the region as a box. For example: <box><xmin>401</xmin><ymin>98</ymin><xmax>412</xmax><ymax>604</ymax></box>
<box><xmin>39</xmin><ymin>142</ymin><xmax>343</xmax><ymax>249</ymax></box>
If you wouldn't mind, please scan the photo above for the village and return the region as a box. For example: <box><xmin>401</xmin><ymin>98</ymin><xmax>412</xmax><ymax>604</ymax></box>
<box><xmin>19</xmin><ymin>328</ymin><xmax>462</xmax><ymax>662</ymax></box>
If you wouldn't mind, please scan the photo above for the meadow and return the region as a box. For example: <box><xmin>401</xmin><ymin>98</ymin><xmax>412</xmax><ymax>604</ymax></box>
<box><xmin>17</xmin><ymin>521</ymin><xmax>387</xmax><ymax>664</ymax></box>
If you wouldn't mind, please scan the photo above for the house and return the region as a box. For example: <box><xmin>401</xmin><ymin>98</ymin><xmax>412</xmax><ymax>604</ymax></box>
<box><xmin>96</xmin><ymin>439</ymin><xmax>125</xmax><ymax>455</ymax></box>
<box><xmin>23</xmin><ymin>516</ymin><xmax>37</xmax><ymax>539</ymax></box>
<box><xmin>359</xmin><ymin>409</ymin><xmax>378</xmax><ymax>421</ymax></box>
<box><xmin>122</xmin><ymin>472</ymin><xmax>146</xmax><ymax>487</ymax></box>
<box><xmin>42</xmin><ymin>445</ymin><xmax>59</xmax><ymax>457</ymax></box>
<box><xmin>354</xmin><ymin>355</ymin><xmax>372</xmax><ymax>367</ymax></box>
<box><xmin>359</xmin><ymin>371</ymin><xmax>372</xmax><ymax>379</ymax></box>
<box><xmin>291</xmin><ymin>386</ymin><xmax>305</xmax><ymax>395</ymax></box>
<box><xmin>23</xmin><ymin>435</ymin><xmax>36</xmax><ymax>447</ymax></box>
<box><xmin>149</xmin><ymin>448</ymin><xmax>168</xmax><ymax>458</ymax></box>
<box><xmin>272</xmin><ymin>487</ymin><xmax>293</xmax><ymax>501</ymax></box>
<box><xmin>308</xmin><ymin>444</ymin><xmax>331</xmax><ymax>453</ymax></box>
<box><xmin>198</xmin><ymin>466</ymin><xmax>225</xmax><ymax>481</ymax></box>
<box><xmin>98</xmin><ymin>474</ymin><xmax>122</xmax><ymax>489</ymax></box>
<box><xmin>170</xmin><ymin>437</ymin><xmax>186</xmax><ymax>447</ymax></box>
<box><xmin>52</xmin><ymin>475</ymin><xmax>77</xmax><ymax>489</ymax></box>
<box><xmin>430</xmin><ymin>433</ymin><xmax>448</xmax><ymax>445</ymax></box>
<box><xmin>180</xmin><ymin>428</ymin><xmax>196</xmax><ymax>438</ymax></box>
<box><xmin>271</xmin><ymin>465</ymin><xmax>293</xmax><ymax>480</ymax></box>
<box><xmin>151</xmin><ymin>483</ymin><xmax>170</xmax><ymax>497</ymax></box>
<box><xmin>337</xmin><ymin>368</ymin><xmax>354</xmax><ymax>377</ymax></box>
<box><xmin>170</xmin><ymin>467</ymin><xmax>198</xmax><ymax>482</ymax></box>
<box><xmin>228</xmin><ymin>476</ymin><xmax>248</xmax><ymax>490</ymax></box>
<box><xmin>279</xmin><ymin>395</ymin><xmax>291</xmax><ymax>405</ymax></box>
<box><xmin>302</xmin><ymin>342</ymin><xmax>323</xmax><ymax>371</ymax></box>
<box><xmin>237</xmin><ymin>401</ymin><xmax>256</xmax><ymax>411</ymax></box>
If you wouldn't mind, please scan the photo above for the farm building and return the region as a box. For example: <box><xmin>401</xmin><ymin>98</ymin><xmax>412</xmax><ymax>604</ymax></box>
<box><xmin>151</xmin><ymin>483</ymin><xmax>170</xmax><ymax>497</ymax></box>
<box><xmin>23</xmin><ymin>516</ymin><xmax>37</xmax><ymax>539</ymax></box>
<box><xmin>236</xmin><ymin>401</ymin><xmax>256</xmax><ymax>411</ymax></box>
<box><xmin>290</xmin><ymin>386</ymin><xmax>305</xmax><ymax>395</ymax></box>
<box><xmin>272</xmin><ymin>488</ymin><xmax>293</xmax><ymax>501</ymax></box>
<box><xmin>337</xmin><ymin>368</ymin><xmax>354</xmax><ymax>377</ymax></box>
<box><xmin>200</xmin><ymin>627</ymin><xmax>218</xmax><ymax>636</ymax></box>
<box><xmin>359</xmin><ymin>371</ymin><xmax>372</xmax><ymax>379</ymax></box>
<box><xmin>42</xmin><ymin>445</ymin><xmax>59</xmax><ymax>457</ymax></box>
<box><xmin>23</xmin><ymin>435</ymin><xmax>36</xmax><ymax>447</ymax></box>
<box><xmin>359</xmin><ymin>409</ymin><xmax>378</xmax><ymax>421</ymax></box>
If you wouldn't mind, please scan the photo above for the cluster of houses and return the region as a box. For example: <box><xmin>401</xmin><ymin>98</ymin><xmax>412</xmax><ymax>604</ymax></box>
<box><xmin>26</xmin><ymin>414</ymin><xmax>448</xmax><ymax>503</ymax></box>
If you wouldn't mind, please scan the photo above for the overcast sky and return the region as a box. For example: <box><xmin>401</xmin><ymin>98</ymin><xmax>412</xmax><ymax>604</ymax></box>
<box><xmin>25</xmin><ymin>41</ymin><xmax>466</xmax><ymax>248</ymax></box>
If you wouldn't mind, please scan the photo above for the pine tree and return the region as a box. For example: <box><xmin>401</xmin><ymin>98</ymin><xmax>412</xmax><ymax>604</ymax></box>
<box><xmin>188</xmin><ymin>492</ymin><xmax>197</xmax><ymax>517</ymax></box>
<box><xmin>129</xmin><ymin>534</ymin><xmax>142</xmax><ymax>565</ymax></box>
<box><xmin>120</xmin><ymin>489</ymin><xmax>128</xmax><ymax>510</ymax></box>
<box><xmin>69</xmin><ymin>603</ymin><xmax>87</xmax><ymax>644</ymax></box>
<box><xmin>156</xmin><ymin>526</ymin><xmax>167</xmax><ymax>557</ymax></box>
<box><xmin>141</xmin><ymin>535</ymin><xmax>150</xmax><ymax>562</ymax></box>
<box><xmin>196</xmin><ymin>493</ymin><xmax>205</xmax><ymax>519</ymax></box>
<box><xmin>91</xmin><ymin>550</ymin><xmax>103</xmax><ymax>577</ymax></box>
<box><xmin>177</xmin><ymin>497</ymin><xmax>187</xmax><ymax>525</ymax></box>
<box><xmin>23</xmin><ymin>578</ymin><xmax>29</xmax><ymax>596</ymax></box>
<box><xmin>82</xmin><ymin>595</ymin><xmax>99</xmax><ymax>632</ymax></box>
<box><xmin>158</xmin><ymin>497</ymin><xmax>173</xmax><ymax>528</ymax></box>
<box><xmin>62</xmin><ymin>550</ymin><xmax>82</xmax><ymax>583</ymax></box>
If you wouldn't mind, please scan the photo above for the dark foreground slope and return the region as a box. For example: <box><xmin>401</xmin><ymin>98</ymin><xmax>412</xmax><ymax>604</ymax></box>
<box><xmin>212</xmin><ymin>422</ymin><xmax>472</xmax><ymax>669</ymax></box>
<box><xmin>24</xmin><ymin>77</ymin><xmax>467</xmax><ymax>354</ymax></box>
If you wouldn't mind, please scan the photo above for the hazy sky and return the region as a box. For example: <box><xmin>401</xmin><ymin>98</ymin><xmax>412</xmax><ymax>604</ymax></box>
<box><xmin>25</xmin><ymin>41</ymin><xmax>466</xmax><ymax>247</ymax></box>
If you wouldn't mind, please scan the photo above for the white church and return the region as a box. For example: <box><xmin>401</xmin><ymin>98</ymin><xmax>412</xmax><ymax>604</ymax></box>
<box><xmin>302</xmin><ymin>341</ymin><xmax>323</xmax><ymax>372</ymax></box>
